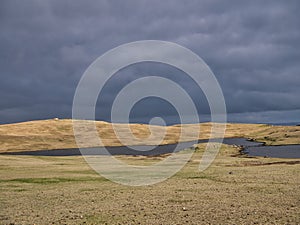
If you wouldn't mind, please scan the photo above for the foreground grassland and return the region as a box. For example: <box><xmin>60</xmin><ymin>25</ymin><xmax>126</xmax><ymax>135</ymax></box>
<box><xmin>0</xmin><ymin>119</ymin><xmax>300</xmax><ymax>152</ymax></box>
<box><xmin>0</xmin><ymin>144</ymin><xmax>299</xmax><ymax>224</ymax></box>
<box><xmin>0</xmin><ymin>120</ymin><xmax>299</xmax><ymax>224</ymax></box>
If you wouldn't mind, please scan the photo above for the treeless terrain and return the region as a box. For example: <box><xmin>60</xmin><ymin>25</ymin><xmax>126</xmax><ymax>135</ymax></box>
<box><xmin>0</xmin><ymin>144</ymin><xmax>299</xmax><ymax>224</ymax></box>
<box><xmin>0</xmin><ymin>119</ymin><xmax>299</xmax><ymax>224</ymax></box>
<box><xmin>0</xmin><ymin>119</ymin><xmax>300</xmax><ymax>152</ymax></box>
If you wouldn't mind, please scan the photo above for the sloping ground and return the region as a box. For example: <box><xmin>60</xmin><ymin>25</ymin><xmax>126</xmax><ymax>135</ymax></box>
<box><xmin>0</xmin><ymin>119</ymin><xmax>299</xmax><ymax>152</ymax></box>
<box><xmin>247</xmin><ymin>125</ymin><xmax>300</xmax><ymax>145</ymax></box>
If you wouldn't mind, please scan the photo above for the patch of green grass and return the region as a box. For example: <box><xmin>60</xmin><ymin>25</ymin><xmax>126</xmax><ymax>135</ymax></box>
<box><xmin>187</xmin><ymin>174</ymin><xmax>213</xmax><ymax>179</ymax></box>
<box><xmin>0</xmin><ymin>184</ymin><xmax>27</xmax><ymax>192</ymax></box>
<box><xmin>79</xmin><ymin>188</ymin><xmax>98</xmax><ymax>192</ymax></box>
<box><xmin>62</xmin><ymin>170</ymin><xmax>97</xmax><ymax>175</ymax></box>
<box><xmin>13</xmin><ymin>188</ymin><xmax>27</xmax><ymax>192</ymax></box>
<box><xmin>0</xmin><ymin>176</ymin><xmax>108</xmax><ymax>184</ymax></box>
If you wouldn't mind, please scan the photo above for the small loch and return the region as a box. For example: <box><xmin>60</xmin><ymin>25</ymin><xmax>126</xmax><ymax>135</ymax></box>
<box><xmin>2</xmin><ymin>137</ymin><xmax>299</xmax><ymax>159</ymax></box>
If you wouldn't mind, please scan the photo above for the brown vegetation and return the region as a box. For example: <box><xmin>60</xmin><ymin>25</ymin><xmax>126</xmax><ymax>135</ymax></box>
<box><xmin>1</xmin><ymin>119</ymin><xmax>300</xmax><ymax>153</ymax></box>
<box><xmin>0</xmin><ymin>144</ymin><xmax>299</xmax><ymax>224</ymax></box>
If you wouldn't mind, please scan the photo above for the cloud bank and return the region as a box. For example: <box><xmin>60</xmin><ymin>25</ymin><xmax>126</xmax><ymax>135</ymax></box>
<box><xmin>0</xmin><ymin>0</ymin><xmax>299</xmax><ymax>124</ymax></box>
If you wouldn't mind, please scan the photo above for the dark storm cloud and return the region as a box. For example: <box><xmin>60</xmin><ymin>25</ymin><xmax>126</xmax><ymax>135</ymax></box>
<box><xmin>0</xmin><ymin>0</ymin><xmax>299</xmax><ymax>124</ymax></box>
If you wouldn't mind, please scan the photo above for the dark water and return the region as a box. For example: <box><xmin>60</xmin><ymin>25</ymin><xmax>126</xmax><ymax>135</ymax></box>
<box><xmin>223</xmin><ymin>138</ymin><xmax>300</xmax><ymax>158</ymax></box>
<box><xmin>2</xmin><ymin>138</ymin><xmax>300</xmax><ymax>159</ymax></box>
<box><xmin>2</xmin><ymin>141</ymin><xmax>198</xmax><ymax>157</ymax></box>
<box><xmin>244</xmin><ymin>145</ymin><xmax>300</xmax><ymax>158</ymax></box>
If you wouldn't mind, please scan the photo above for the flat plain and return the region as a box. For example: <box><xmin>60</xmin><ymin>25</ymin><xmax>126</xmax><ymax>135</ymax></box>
<box><xmin>0</xmin><ymin>120</ymin><xmax>299</xmax><ymax>224</ymax></box>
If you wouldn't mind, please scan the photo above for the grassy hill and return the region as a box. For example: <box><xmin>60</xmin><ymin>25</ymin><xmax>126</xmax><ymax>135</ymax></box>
<box><xmin>0</xmin><ymin>119</ymin><xmax>300</xmax><ymax>152</ymax></box>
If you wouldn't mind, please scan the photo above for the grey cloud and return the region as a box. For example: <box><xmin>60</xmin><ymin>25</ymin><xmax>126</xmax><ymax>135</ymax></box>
<box><xmin>0</xmin><ymin>0</ymin><xmax>299</xmax><ymax>124</ymax></box>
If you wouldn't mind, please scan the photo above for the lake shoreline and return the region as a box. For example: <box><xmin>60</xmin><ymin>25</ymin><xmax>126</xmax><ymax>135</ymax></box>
<box><xmin>2</xmin><ymin>137</ymin><xmax>300</xmax><ymax>159</ymax></box>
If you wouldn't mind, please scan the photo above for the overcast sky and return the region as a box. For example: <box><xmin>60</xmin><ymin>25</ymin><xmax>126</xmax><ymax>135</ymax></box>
<box><xmin>1</xmin><ymin>0</ymin><xmax>300</xmax><ymax>125</ymax></box>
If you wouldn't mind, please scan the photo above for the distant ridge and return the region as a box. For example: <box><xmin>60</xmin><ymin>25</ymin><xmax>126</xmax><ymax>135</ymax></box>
<box><xmin>0</xmin><ymin>119</ymin><xmax>300</xmax><ymax>153</ymax></box>
<box><xmin>269</xmin><ymin>122</ymin><xmax>300</xmax><ymax>126</ymax></box>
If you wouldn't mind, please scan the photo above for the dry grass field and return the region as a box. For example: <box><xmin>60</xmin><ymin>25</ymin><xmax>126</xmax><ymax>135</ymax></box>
<box><xmin>0</xmin><ymin>120</ymin><xmax>299</xmax><ymax>224</ymax></box>
<box><xmin>0</xmin><ymin>119</ymin><xmax>300</xmax><ymax>153</ymax></box>
<box><xmin>0</xmin><ymin>144</ymin><xmax>299</xmax><ymax>224</ymax></box>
